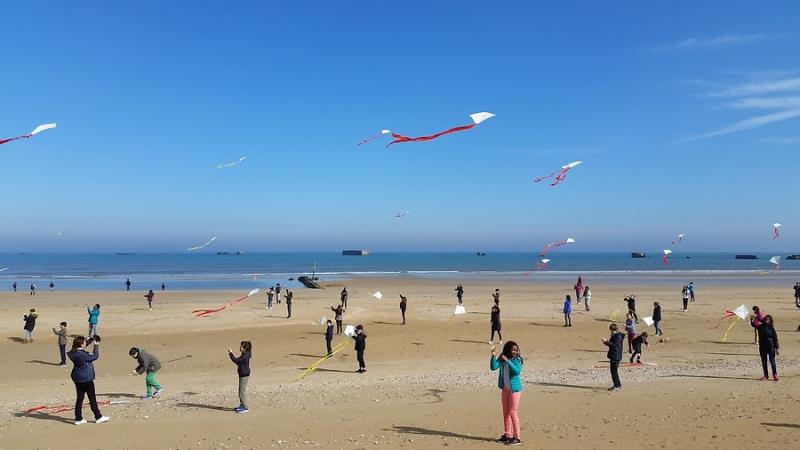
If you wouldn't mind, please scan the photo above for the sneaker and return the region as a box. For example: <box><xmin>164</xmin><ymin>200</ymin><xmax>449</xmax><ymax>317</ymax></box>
<box><xmin>773</xmin><ymin>375</ymin><xmax>780</xmax><ymax>382</ymax></box>
<box><xmin>96</xmin><ymin>416</ymin><xmax>110</xmax><ymax>424</ymax></box>
<box><xmin>499</xmin><ymin>340</ymin><xmax>503</xmax><ymax>345</ymax></box>
<box><xmin>488</xmin><ymin>341</ymin><xmax>494</xmax><ymax>345</ymax></box>
<box><xmin>153</xmin><ymin>388</ymin><xmax>162</xmax><ymax>397</ymax></box>
<box><xmin>497</xmin><ymin>435</ymin><xmax>511</xmax><ymax>443</ymax></box>
<box><xmin>607</xmin><ymin>386</ymin><xmax>616</xmax><ymax>391</ymax></box>
<box><xmin>59</xmin><ymin>363</ymin><xmax>67</xmax><ymax>367</ymax></box>
<box><xmin>361</xmin><ymin>368</ymin><xmax>367</xmax><ymax>373</ymax></box>
<box><xmin>759</xmin><ymin>376</ymin><xmax>768</xmax><ymax>381</ymax></box>
<box><xmin>505</xmin><ymin>437</ymin><xmax>522</xmax><ymax>446</ymax></box>
<box><xmin>74</xmin><ymin>419</ymin><xmax>87</xmax><ymax>425</ymax></box>
<box><xmin>236</xmin><ymin>408</ymin><xmax>249</xmax><ymax>414</ymax></box>
<box><xmin>142</xmin><ymin>395</ymin><xmax>153</xmax><ymax>400</ymax></box>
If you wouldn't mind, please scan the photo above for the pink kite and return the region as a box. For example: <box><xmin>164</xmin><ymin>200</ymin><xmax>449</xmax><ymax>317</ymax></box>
<box><xmin>772</xmin><ymin>223</ymin><xmax>781</xmax><ymax>240</ymax></box>
<box><xmin>661</xmin><ymin>249</ymin><xmax>672</xmax><ymax>266</ymax></box>
<box><xmin>534</xmin><ymin>161</ymin><xmax>582</xmax><ymax>187</ymax></box>
<box><xmin>358</xmin><ymin>112</ymin><xmax>495</xmax><ymax>148</ymax></box>
<box><xmin>671</xmin><ymin>233</ymin><xmax>685</xmax><ymax>245</ymax></box>
<box><xmin>540</xmin><ymin>237</ymin><xmax>575</xmax><ymax>256</ymax></box>
<box><xmin>525</xmin><ymin>258</ymin><xmax>551</xmax><ymax>275</ymax></box>
<box><xmin>192</xmin><ymin>288</ymin><xmax>260</xmax><ymax>317</ymax></box>
<box><xmin>1</xmin><ymin>123</ymin><xmax>57</xmax><ymax>146</ymax></box>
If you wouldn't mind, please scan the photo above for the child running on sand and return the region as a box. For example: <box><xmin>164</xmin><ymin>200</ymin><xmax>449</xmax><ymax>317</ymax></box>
<box><xmin>352</xmin><ymin>324</ymin><xmax>367</xmax><ymax>373</ymax></box>
<box><xmin>144</xmin><ymin>290</ymin><xmax>155</xmax><ymax>310</ymax></box>
<box><xmin>331</xmin><ymin>304</ymin><xmax>344</xmax><ymax>335</ymax></box>
<box><xmin>23</xmin><ymin>308</ymin><xmax>37</xmax><ymax>342</ymax></box>
<box><xmin>325</xmin><ymin>320</ymin><xmax>334</xmax><ymax>356</ymax></box>
<box><xmin>129</xmin><ymin>347</ymin><xmax>163</xmax><ymax>399</ymax></box>
<box><xmin>563</xmin><ymin>295</ymin><xmax>572</xmax><ymax>327</ymax></box>
<box><xmin>630</xmin><ymin>332</ymin><xmax>648</xmax><ymax>364</ymax></box>
<box><xmin>490</xmin><ymin>341</ymin><xmax>523</xmax><ymax>446</ymax></box>
<box><xmin>603</xmin><ymin>323</ymin><xmax>625</xmax><ymax>391</ymax></box>
<box><xmin>52</xmin><ymin>321</ymin><xmax>68</xmax><ymax>365</ymax></box>
<box><xmin>228</xmin><ymin>341</ymin><xmax>252</xmax><ymax>413</ymax></box>
<box><xmin>490</xmin><ymin>304</ymin><xmax>502</xmax><ymax>344</ymax></box>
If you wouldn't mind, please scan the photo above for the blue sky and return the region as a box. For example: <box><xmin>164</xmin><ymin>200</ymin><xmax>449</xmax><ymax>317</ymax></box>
<box><xmin>1</xmin><ymin>0</ymin><xmax>799</xmax><ymax>252</ymax></box>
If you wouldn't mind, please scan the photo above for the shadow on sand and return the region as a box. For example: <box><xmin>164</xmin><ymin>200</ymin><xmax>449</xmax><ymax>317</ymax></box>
<box><xmin>387</xmin><ymin>426</ymin><xmax>494</xmax><ymax>442</ymax></box>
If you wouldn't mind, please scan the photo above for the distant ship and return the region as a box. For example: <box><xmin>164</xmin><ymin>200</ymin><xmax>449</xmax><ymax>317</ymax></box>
<box><xmin>786</xmin><ymin>255</ymin><xmax>800</xmax><ymax>260</ymax></box>
<box><xmin>217</xmin><ymin>251</ymin><xmax>230</xmax><ymax>255</ymax></box>
<box><xmin>342</xmin><ymin>250</ymin><xmax>369</xmax><ymax>256</ymax></box>
<box><xmin>476</xmin><ymin>252</ymin><xmax>487</xmax><ymax>256</ymax></box>
<box><xmin>631</xmin><ymin>252</ymin><xmax>646</xmax><ymax>258</ymax></box>
<box><xmin>735</xmin><ymin>254</ymin><xmax>759</xmax><ymax>260</ymax></box>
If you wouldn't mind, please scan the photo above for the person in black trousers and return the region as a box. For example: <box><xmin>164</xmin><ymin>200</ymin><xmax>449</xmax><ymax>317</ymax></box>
<box><xmin>455</xmin><ymin>284</ymin><xmax>464</xmax><ymax>305</ymax></box>
<box><xmin>653</xmin><ymin>302</ymin><xmax>663</xmax><ymax>336</ymax></box>
<box><xmin>399</xmin><ymin>294</ymin><xmax>408</xmax><ymax>325</ymax></box>
<box><xmin>490</xmin><ymin>304</ymin><xmax>502</xmax><ymax>344</ymax></box>
<box><xmin>340</xmin><ymin>287</ymin><xmax>348</xmax><ymax>309</ymax></box>
<box><xmin>602</xmin><ymin>323</ymin><xmax>625</xmax><ymax>391</ymax></box>
<box><xmin>755</xmin><ymin>315</ymin><xmax>780</xmax><ymax>381</ymax></box>
<box><xmin>68</xmin><ymin>336</ymin><xmax>109</xmax><ymax>425</ymax></box>
<box><xmin>285</xmin><ymin>289</ymin><xmax>293</xmax><ymax>319</ymax></box>
<box><xmin>624</xmin><ymin>296</ymin><xmax>638</xmax><ymax>322</ymax></box>
<box><xmin>352</xmin><ymin>324</ymin><xmax>367</xmax><ymax>373</ymax></box>
<box><xmin>325</xmin><ymin>320</ymin><xmax>334</xmax><ymax>357</ymax></box>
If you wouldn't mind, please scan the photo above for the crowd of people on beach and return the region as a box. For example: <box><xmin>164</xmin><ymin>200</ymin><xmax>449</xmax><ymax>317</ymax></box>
<box><xmin>8</xmin><ymin>275</ymin><xmax>799</xmax><ymax>446</ymax></box>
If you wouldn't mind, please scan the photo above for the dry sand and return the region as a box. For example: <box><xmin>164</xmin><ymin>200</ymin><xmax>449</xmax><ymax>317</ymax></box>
<box><xmin>1</xmin><ymin>277</ymin><xmax>799</xmax><ymax>449</ymax></box>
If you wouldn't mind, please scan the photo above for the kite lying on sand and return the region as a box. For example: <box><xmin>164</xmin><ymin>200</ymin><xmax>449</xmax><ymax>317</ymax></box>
<box><xmin>187</xmin><ymin>236</ymin><xmax>217</xmax><ymax>252</ymax></box>
<box><xmin>192</xmin><ymin>288</ymin><xmax>260</xmax><ymax>317</ymax></box>
<box><xmin>359</xmin><ymin>112</ymin><xmax>495</xmax><ymax>148</ymax></box>
<box><xmin>533</xmin><ymin>161</ymin><xmax>582</xmax><ymax>187</ymax></box>
<box><xmin>772</xmin><ymin>223</ymin><xmax>781</xmax><ymax>240</ymax></box>
<box><xmin>1</xmin><ymin>123</ymin><xmax>57</xmax><ymax>146</ymax></box>
<box><xmin>540</xmin><ymin>238</ymin><xmax>575</xmax><ymax>255</ymax></box>
<box><xmin>216</xmin><ymin>157</ymin><xmax>247</xmax><ymax>169</ymax></box>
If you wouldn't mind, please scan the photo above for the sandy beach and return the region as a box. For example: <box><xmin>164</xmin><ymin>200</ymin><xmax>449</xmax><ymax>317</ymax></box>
<box><xmin>1</xmin><ymin>277</ymin><xmax>799</xmax><ymax>449</ymax></box>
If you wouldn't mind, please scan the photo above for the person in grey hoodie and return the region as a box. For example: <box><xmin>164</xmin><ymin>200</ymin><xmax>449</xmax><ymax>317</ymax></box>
<box><xmin>68</xmin><ymin>335</ymin><xmax>109</xmax><ymax>425</ymax></box>
<box><xmin>52</xmin><ymin>321</ymin><xmax>68</xmax><ymax>365</ymax></box>
<box><xmin>129</xmin><ymin>347</ymin><xmax>162</xmax><ymax>399</ymax></box>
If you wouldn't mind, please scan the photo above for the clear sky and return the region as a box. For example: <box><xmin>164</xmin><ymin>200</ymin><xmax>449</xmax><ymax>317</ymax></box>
<box><xmin>1</xmin><ymin>1</ymin><xmax>799</xmax><ymax>252</ymax></box>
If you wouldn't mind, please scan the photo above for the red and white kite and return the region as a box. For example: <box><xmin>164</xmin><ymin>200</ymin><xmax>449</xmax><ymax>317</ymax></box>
<box><xmin>711</xmin><ymin>304</ymin><xmax>749</xmax><ymax>329</ymax></box>
<box><xmin>525</xmin><ymin>258</ymin><xmax>551</xmax><ymax>275</ymax></box>
<box><xmin>661</xmin><ymin>249</ymin><xmax>672</xmax><ymax>265</ymax></box>
<box><xmin>671</xmin><ymin>233</ymin><xmax>685</xmax><ymax>245</ymax></box>
<box><xmin>394</xmin><ymin>210</ymin><xmax>411</xmax><ymax>218</ymax></box>
<box><xmin>540</xmin><ymin>238</ymin><xmax>575</xmax><ymax>255</ymax></box>
<box><xmin>772</xmin><ymin>223</ymin><xmax>781</xmax><ymax>240</ymax></box>
<box><xmin>0</xmin><ymin>123</ymin><xmax>57</xmax><ymax>146</ymax></box>
<box><xmin>187</xmin><ymin>236</ymin><xmax>217</xmax><ymax>252</ymax></box>
<box><xmin>192</xmin><ymin>288</ymin><xmax>260</xmax><ymax>317</ymax></box>
<box><xmin>533</xmin><ymin>161</ymin><xmax>582</xmax><ymax>187</ymax></box>
<box><xmin>769</xmin><ymin>256</ymin><xmax>781</xmax><ymax>270</ymax></box>
<box><xmin>358</xmin><ymin>112</ymin><xmax>495</xmax><ymax>148</ymax></box>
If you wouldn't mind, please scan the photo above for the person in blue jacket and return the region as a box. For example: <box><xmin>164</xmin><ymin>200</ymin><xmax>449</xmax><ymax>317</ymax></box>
<box><xmin>68</xmin><ymin>335</ymin><xmax>109</xmax><ymax>425</ymax></box>
<box><xmin>603</xmin><ymin>323</ymin><xmax>625</xmax><ymax>391</ymax></box>
<box><xmin>490</xmin><ymin>341</ymin><xmax>523</xmax><ymax>446</ymax></box>
<box><xmin>563</xmin><ymin>295</ymin><xmax>573</xmax><ymax>327</ymax></box>
<box><xmin>86</xmin><ymin>304</ymin><xmax>100</xmax><ymax>337</ymax></box>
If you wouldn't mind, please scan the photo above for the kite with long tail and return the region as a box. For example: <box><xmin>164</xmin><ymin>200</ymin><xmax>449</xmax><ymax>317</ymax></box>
<box><xmin>671</xmin><ymin>233</ymin><xmax>685</xmax><ymax>245</ymax></box>
<box><xmin>187</xmin><ymin>236</ymin><xmax>217</xmax><ymax>252</ymax></box>
<box><xmin>534</xmin><ymin>161</ymin><xmax>582</xmax><ymax>187</ymax></box>
<box><xmin>661</xmin><ymin>249</ymin><xmax>672</xmax><ymax>265</ymax></box>
<box><xmin>525</xmin><ymin>259</ymin><xmax>551</xmax><ymax>275</ymax></box>
<box><xmin>772</xmin><ymin>223</ymin><xmax>781</xmax><ymax>240</ymax></box>
<box><xmin>769</xmin><ymin>256</ymin><xmax>781</xmax><ymax>271</ymax></box>
<box><xmin>540</xmin><ymin>238</ymin><xmax>575</xmax><ymax>256</ymax></box>
<box><xmin>1</xmin><ymin>123</ymin><xmax>57</xmax><ymax>146</ymax></box>
<box><xmin>192</xmin><ymin>288</ymin><xmax>260</xmax><ymax>317</ymax></box>
<box><xmin>359</xmin><ymin>112</ymin><xmax>495</xmax><ymax>148</ymax></box>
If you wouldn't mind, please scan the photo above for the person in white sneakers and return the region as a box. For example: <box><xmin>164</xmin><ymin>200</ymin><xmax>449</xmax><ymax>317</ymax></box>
<box><xmin>67</xmin><ymin>335</ymin><xmax>109</xmax><ymax>425</ymax></box>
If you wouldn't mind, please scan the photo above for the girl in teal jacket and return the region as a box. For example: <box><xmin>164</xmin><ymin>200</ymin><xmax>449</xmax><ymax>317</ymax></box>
<box><xmin>490</xmin><ymin>341</ymin><xmax>523</xmax><ymax>445</ymax></box>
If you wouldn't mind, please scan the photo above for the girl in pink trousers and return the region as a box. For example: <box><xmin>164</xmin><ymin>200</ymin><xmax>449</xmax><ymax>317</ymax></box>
<box><xmin>490</xmin><ymin>341</ymin><xmax>523</xmax><ymax>446</ymax></box>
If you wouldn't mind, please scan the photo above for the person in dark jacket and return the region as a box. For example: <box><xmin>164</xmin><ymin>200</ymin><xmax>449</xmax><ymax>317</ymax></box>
<box><xmin>490</xmin><ymin>304</ymin><xmax>502</xmax><ymax>344</ymax></box>
<box><xmin>340</xmin><ymin>287</ymin><xmax>348</xmax><ymax>309</ymax></box>
<box><xmin>492</xmin><ymin>289</ymin><xmax>501</xmax><ymax>306</ymax></box>
<box><xmin>30</xmin><ymin>283</ymin><xmax>36</xmax><ymax>295</ymax></box>
<box><xmin>228</xmin><ymin>341</ymin><xmax>252</xmax><ymax>413</ymax></box>
<box><xmin>52</xmin><ymin>321</ymin><xmax>68</xmax><ymax>365</ymax></box>
<box><xmin>455</xmin><ymin>284</ymin><xmax>464</xmax><ymax>305</ymax></box>
<box><xmin>331</xmin><ymin>304</ymin><xmax>345</xmax><ymax>335</ymax></box>
<box><xmin>602</xmin><ymin>323</ymin><xmax>625</xmax><ymax>391</ymax></box>
<box><xmin>129</xmin><ymin>347</ymin><xmax>162</xmax><ymax>398</ymax></box>
<box><xmin>399</xmin><ymin>294</ymin><xmax>408</xmax><ymax>325</ymax></box>
<box><xmin>352</xmin><ymin>324</ymin><xmax>367</xmax><ymax>373</ymax></box>
<box><xmin>285</xmin><ymin>289</ymin><xmax>293</xmax><ymax>318</ymax></box>
<box><xmin>325</xmin><ymin>320</ymin><xmax>334</xmax><ymax>356</ymax></box>
<box><xmin>68</xmin><ymin>335</ymin><xmax>109</xmax><ymax>425</ymax></box>
<box><xmin>624</xmin><ymin>295</ymin><xmax>638</xmax><ymax>322</ymax></box>
<box><xmin>12</xmin><ymin>281</ymin><xmax>17</xmax><ymax>292</ymax></box>
<box><xmin>755</xmin><ymin>315</ymin><xmax>780</xmax><ymax>381</ymax></box>
<box><xmin>630</xmin><ymin>332</ymin><xmax>648</xmax><ymax>364</ymax></box>
<box><xmin>652</xmin><ymin>302</ymin><xmax>663</xmax><ymax>336</ymax></box>
<box><xmin>23</xmin><ymin>308</ymin><xmax>37</xmax><ymax>342</ymax></box>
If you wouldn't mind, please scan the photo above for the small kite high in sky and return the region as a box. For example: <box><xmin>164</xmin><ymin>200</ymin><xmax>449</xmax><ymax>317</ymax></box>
<box><xmin>394</xmin><ymin>210</ymin><xmax>411</xmax><ymax>218</ymax></box>
<box><xmin>671</xmin><ymin>233</ymin><xmax>685</xmax><ymax>245</ymax></box>
<box><xmin>358</xmin><ymin>112</ymin><xmax>495</xmax><ymax>148</ymax></box>
<box><xmin>0</xmin><ymin>123</ymin><xmax>57</xmax><ymax>146</ymax></box>
<box><xmin>187</xmin><ymin>236</ymin><xmax>217</xmax><ymax>252</ymax></box>
<box><xmin>0</xmin><ymin>267</ymin><xmax>8</xmax><ymax>272</ymax></box>
<box><xmin>540</xmin><ymin>238</ymin><xmax>575</xmax><ymax>255</ymax></box>
<box><xmin>533</xmin><ymin>161</ymin><xmax>582</xmax><ymax>187</ymax></box>
<box><xmin>772</xmin><ymin>223</ymin><xmax>781</xmax><ymax>240</ymax></box>
<box><xmin>216</xmin><ymin>156</ymin><xmax>247</xmax><ymax>169</ymax></box>
<box><xmin>661</xmin><ymin>249</ymin><xmax>672</xmax><ymax>265</ymax></box>
<box><xmin>192</xmin><ymin>288</ymin><xmax>260</xmax><ymax>317</ymax></box>
<box><xmin>769</xmin><ymin>256</ymin><xmax>781</xmax><ymax>270</ymax></box>
<box><xmin>56</xmin><ymin>231</ymin><xmax>66</xmax><ymax>236</ymax></box>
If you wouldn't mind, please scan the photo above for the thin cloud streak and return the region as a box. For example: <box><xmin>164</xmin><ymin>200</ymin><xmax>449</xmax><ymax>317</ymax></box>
<box><xmin>653</xmin><ymin>33</ymin><xmax>778</xmax><ymax>52</ymax></box>
<box><xmin>758</xmin><ymin>136</ymin><xmax>800</xmax><ymax>145</ymax></box>
<box><xmin>724</xmin><ymin>96</ymin><xmax>800</xmax><ymax>109</ymax></box>
<box><xmin>675</xmin><ymin>108</ymin><xmax>800</xmax><ymax>144</ymax></box>
<box><xmin>708</xmin><ymin>77</ymin><xmax>800</xmax><ymax>97</ymax></box>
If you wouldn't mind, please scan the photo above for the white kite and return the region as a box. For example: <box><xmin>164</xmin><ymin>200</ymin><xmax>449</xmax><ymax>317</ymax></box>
<box><xmin>358</xmin><ymin>112</ymin><xmax>495</xmax><ymax>147</ymax></box>
<box><xmin>643</xmin><ymin>316</ymin><xmax>654</xmax><ymax>327</ymax></box>
<box><xmin>671</xmin><ymin>233</ymin><xmax>685</xmax><ymax>245</ymax></box>
<box><xmin>769</xmin><ymin>256</ymin><xmax>781</xmax><ymax>270</ymax></box>
<box><xmin>0</xmin><ymin>267</ymin><xmax>8</xmax><ymax>272</ymax></box>
<box><xmin>372</xmin><ymin>291</ymin><xmax>383</xmax><ymax>300</ymax></box>
<box><xmin>662</xmin><ymin>249</ymin><xmax>672</xmax><ymax>265</ymax></box>
<box><xmin>1</xmin><ymin>123</ymin><xmax>57</xmax><ymax>146</ymax></box>
<box><xmin>772</xmin><ymin>223</ymin><xmax>781</xmax><ymax>240</ymax></box>
<box><xmin>454</xmin><ymin>304</ymin><xmax>466</xmax><ymax>316</ymax></box>
<box><xmin>56</xmin><ymin>231</ymin><xmax>66</xmax><ymax>236</ymax></box>
<box><xmin>540</xmin><ymin>238</ymin><xmax>575</xmax><ymax>255</ymax></box>
<box><xmin>534</xmin><ymin>161</ymin><xmax>582</xmax><ymax>187</ymax></box>
<box><xmin>344</xmin><ymin>324</ymin><xmax>356</xmax><ymax>337</ymax></box>
<box><xmin>714</xmin><ymin>304</ymin><xmax>750</xmax><ymax>341</ymax></box>
<box><xmin>319</xmin><ymin>316</ymin><xmax>327</xmax><ymax>325</ymax></box>
<box><xmin>216</xmin><ymin>156</ymin><xmax>247</xmax><ymax>169</ymax></box>
<box><xmin>394</xmin><ymin>210</ymin><xmax>411</xmax><ymax>218</ymax></box>
<box><xmin>187</xmin><ymin>236</ymin><xmax>217</xmax><ymax>252</ymax></box>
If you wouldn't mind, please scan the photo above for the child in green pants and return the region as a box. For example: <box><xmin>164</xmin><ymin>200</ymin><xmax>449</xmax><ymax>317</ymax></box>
<box><xmin>129</xmin><ymin>347</ymin><xmax>163</xmax><ymax>399</ymax></box>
